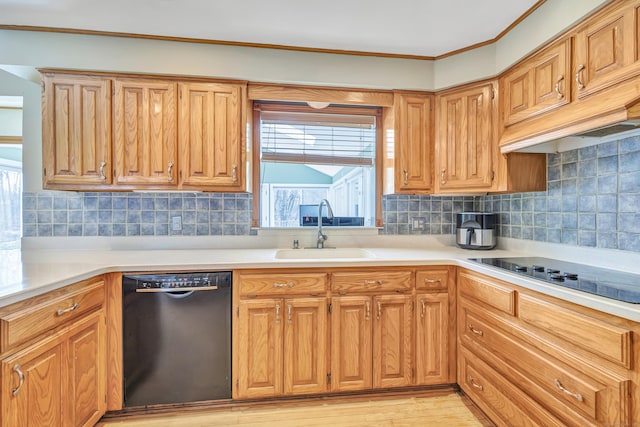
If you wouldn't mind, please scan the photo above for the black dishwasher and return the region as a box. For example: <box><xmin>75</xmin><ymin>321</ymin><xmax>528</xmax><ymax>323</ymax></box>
<box><xmin>122</xmin><ymin>271</ymin><xmax>232</xmax><ymax>407</ymax></box>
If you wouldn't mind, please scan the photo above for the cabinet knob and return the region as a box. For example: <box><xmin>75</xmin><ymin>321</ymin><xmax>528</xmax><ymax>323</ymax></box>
<box><xmin>402</xmin><ymin>168</ymin><xmax>409</xmax><ymax>186</ymax></box>
<box><xmin>469</xmin><ymin>376</ymin><xmax>484</xmax><ymax>391</ymax></box>
<box><xmin>232</xmin><ymin>164</ymin><xmax>238</xmax><ymax>183</ymax></box>
<box><xmin>420</xmin><ymin>299</ymin><xmax>426</xmax><ymax>319</ymax></box>
<box><xmin>99</xmin><ymin>161</ymin><xmax>107</xmax><ymax>181</ymax></box>
<box><xmin>467</xmin><ymin>324</ymin><xmax>484</xmax><ymax>336</ymax></box>
<box><xmin>440</xmin><ymin>168</ymin><xmax>446</xmax><ymax>185</ymax></box>
<box><xmin>554</xmin><ymin>378</ymin><xmax>583</xmax><ymax>402</ymax></box>
<box><xmin>56</xmin><ymin>302</ymin><xmax>79</xmax><ymax>316</ymax></box>
<box><xmin>167</xmin><ymin>162</ymin><xmax>174</xmax><ymax>182</ymax></box>
<box><xmin>376</xmin><ymin>301</ymin><xmax>382</xmax><ymax>320</ymax></box>
<box><xmin>365</xmin><ymin>301</ymin><xmax>370</xmax><ymax>320</ymax></box>
<box><xmin>273</xmin><ymin>282</ymin><xmax>294</xmax><ymax>288</ymax></box>
<box><xmin>555</xmin><ymin>75</ymin><xmax>565</xmax><ymax>100</ymax></box>
<box><xmin>275</xmin><ymin>303</ymin><xmax>281</xmax><ymax>324</ymax></box>
<box><xmin>575</xmin><ymin>64</ymin><xmax>585</xmax><ymax>90</ymax></box>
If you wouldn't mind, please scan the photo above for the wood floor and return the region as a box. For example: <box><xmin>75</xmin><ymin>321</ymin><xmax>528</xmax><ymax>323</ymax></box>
<box><xmin>97</xmin><ymin>390</ymin><xmax>493</xmax><ymax>427</ymax></box>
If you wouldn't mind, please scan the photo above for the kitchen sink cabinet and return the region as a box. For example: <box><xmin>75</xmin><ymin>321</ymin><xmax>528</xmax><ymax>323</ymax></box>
<box><xmin>415</xmin><ymin>292</ymin><xmax>449</xmax><ymax>385</ymax></box>
<box><xmin>0</xmin><ymin>277</ymin><xmax>107</xmax><ymax>427</ymax></box>
<box><xmin>42</xmin><ymin>73</ymin><xmax>112</xmax><ymax>190</ymax></box>
<box><xmin>234</xmin><ymin>271</ymin><xmax>329</xmax><ymax>399</ymax></box>
<box><xmin>393</xmin><ymin>91</ymin><xmax>434</xmax><ymax>193</ymax></box>
<box><xmin>457</xmin><ymin>269</ymin><xmax>638</xmax><ymax>427</ymax></box>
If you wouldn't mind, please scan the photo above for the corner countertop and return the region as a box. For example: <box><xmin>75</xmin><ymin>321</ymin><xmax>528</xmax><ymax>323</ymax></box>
<box><xmin>1</xmin><ymin>234</ymin><xmax>639</xmax><ymax>321</ymax></box>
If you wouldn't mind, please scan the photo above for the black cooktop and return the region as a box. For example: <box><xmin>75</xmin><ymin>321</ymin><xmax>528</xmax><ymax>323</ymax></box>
<box><xmin>469</xmin><ymin>257</ymin><xmax>640</xmax><ymax>304</ymax></box>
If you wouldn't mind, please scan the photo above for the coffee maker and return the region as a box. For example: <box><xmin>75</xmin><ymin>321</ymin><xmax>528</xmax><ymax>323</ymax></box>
<box><xmin>456</xmin><ymin>212</ymin><xmax>497</xmax><ymax>250</ymax></box>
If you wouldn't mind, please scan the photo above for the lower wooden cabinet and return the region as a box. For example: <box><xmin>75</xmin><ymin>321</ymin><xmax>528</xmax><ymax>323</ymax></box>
<box><xmin>0</xmin><ymin>286</ymin><xmax>107</xmax><ymax>427</ymax></box>
<box><xmin>415</xmin><ymin>292</ymin><xmax>449</xmax><ymax>385</ymax></box>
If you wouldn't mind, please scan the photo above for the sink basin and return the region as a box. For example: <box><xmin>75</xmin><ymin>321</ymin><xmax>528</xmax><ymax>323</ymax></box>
<box><xmin>275</xmin><ymin>248</ymin><xmax>375</xmax><ymax>260</ymax></box>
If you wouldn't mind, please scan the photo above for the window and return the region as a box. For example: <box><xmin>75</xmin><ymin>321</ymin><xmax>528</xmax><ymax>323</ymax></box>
<box><xmin>0</xmin><ymin>144</ymin><xmax>22</xmax><ymax>249</ymax></box>
<box><xmin>252</xmin><ymin>102</ymin><xmax>382</xmax><ymax>228</ymax></box>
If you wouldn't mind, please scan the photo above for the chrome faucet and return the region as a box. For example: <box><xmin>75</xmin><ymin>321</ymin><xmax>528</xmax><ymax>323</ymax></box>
<box><xmin>317</xmin><ymin>199</ymin><xmax>334</xmax><ymax>249</ymax></box>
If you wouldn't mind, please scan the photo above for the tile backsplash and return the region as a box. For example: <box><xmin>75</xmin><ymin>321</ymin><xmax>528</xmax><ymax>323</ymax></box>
<box><xmin>23</xmin><ymin>137</ymin><xmax>640</xmax><ymax>253</ymax></box>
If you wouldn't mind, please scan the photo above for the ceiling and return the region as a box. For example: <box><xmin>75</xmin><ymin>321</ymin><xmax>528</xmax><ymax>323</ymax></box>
<box><xmin>0</xmin><ymin>0</ymin><xmax>541</xmax><ymax>58</ymax></box>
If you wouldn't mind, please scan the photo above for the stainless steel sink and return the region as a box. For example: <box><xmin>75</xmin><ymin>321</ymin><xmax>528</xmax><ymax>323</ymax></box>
<box><xmin>274</xmin><ymin>248</ymin><xmax>374</xmax><ymax>260</ymax></box>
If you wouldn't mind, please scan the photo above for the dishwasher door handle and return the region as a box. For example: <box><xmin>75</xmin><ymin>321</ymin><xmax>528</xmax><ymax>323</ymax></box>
<box><xmin>135</xmin><ymin>285</ymin><xmax>219</xmax><ymax>293</ymax></box>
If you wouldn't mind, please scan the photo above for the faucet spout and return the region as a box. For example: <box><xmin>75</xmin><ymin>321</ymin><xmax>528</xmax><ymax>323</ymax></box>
<box><xmin>317</xmin><ymin>199</ymin><xmax>334</xmax><ymax>249</ymax></box>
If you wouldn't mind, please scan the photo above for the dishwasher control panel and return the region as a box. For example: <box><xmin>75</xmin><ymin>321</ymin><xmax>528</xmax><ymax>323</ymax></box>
<box><xmin>123</xmin><ymin>272</ymin><xmax>232</xmax><ymax>290</ymax></box>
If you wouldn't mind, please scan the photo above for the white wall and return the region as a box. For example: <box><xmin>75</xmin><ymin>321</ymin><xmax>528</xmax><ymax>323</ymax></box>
<box><xmin>0</xmin><ymin>0</ymin><xmax>609</xmax><ymax>191</ymax></box>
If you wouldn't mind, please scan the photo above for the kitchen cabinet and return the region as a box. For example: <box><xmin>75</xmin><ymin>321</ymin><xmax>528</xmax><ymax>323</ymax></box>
<box><xmin>42</xmin><ymin>73</ymin><xmax>112</xmax><ymax>189</ymax></box>
<box><xmin>113</xmin><ymin>78</ymin><xmax>178</xmax><ymax>187</ymax></box>
<box><xmin>331</xmin><ymin>270</ymin><xmax>413</xmax><ymax>392</ymax></box>
<box><xmin>435</xmin><ymin>82</ymin><xmax>495</xmax><ymax>192</ymax></box>
<box><xmin>234</xmin><ymin>271</ymin><xmax>328</xmax><ymax>399</ymax></box>
<box><xmin>0</xmin><ymin>277</ymin><xmax>107</xmax><ymax>427</ymax></box>
<box><xmin>394</xmin><ymin>91</ymin><xmax>434</xmax><ymax>193</ymax></box>
<box><xmin>457</xmin><ymin>269</ymin><xmax>637</xmax><ymax>427</ymax></box>
<box><xmin>178</xmin><ymin>82</ymin><xmax>245</xmax><ymax>191</ymax></box>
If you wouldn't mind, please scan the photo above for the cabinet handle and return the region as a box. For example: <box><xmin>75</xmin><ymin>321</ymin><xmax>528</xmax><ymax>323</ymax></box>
<box><xmin>423</xmin><ymin>278</ymin><xmax>442</xmax><ymax>284</ymax></box>
<box><xmin>167</xmin><ymin>162</ymin><xmax>174</xmax><ymax>182</ymax></box>
<box><xmin>467</xmin><ymin>324</ymin><xmax>484</xmax><ymax>336</ymax></box>
<box><xmin>364</xmin><ymin>280</ymin><xmax>383</xmax><ymax>286</ymax></box>
<box><xmin>232</xmin><ymin>164</ymin><xmax>238</xmax><ymax>183</ymax></box>
<box><xmin>365</xmin><ymin>301</ymin><xmax>370</xmax><ymax>320</ymax></box>
<box><xmin>555</xmin><ymin>75</ymin><xmax>564</xmax><ymax>100</ymax></box>
<box><xmin>376</xmin><ymin>301</ymin><xmax>382</xmax><ymax>320</ymax></box>
<box><xmin>273</xmin><ymin>282</ymin><xmax>294</xmax><ymax>288</ymax></box>
<box><xmin>469</xmin><ymin>376</ymin><xmax>484</xmax><ymax>391</ymax></box>
<box><xmin>403</xmin><ymin>168</ymin><xmax>409</xmax><ymax>185</ymax></box>
<box><xmin>99</xmin><ymin>161</ymin><xmax>107</xmax><ymax>181</ymax></box>
<box><xmin>12</xmin><ymin>364</ymin><xmax>24</xmax><ymax>396</ymax></box>
<box><xmin>440</xmin><ymin>168</ymin><xmax>446</xmax><ymax>185</ymax></box>
<box><xmin>420</xmin><ymin>299</ymin><xmax>426</xmax><ymax>319</ymax></box>
<box><xmin>575</xmin><ymin>64</ymin><xmax>585</xmax><ymax>90</ymax></box>
<box><xmin>56</xmin><ymin>302</ymin><xmax>79</xmax><ymax>317</ymax></box>
<box><xmin>275</xmin><ymin>303</ymin><xmax>281</xmax><ymax>324</ymax></box>
<box><xmin>554</xmin><ymin>378</ymin><xmax>583</xmax><ymax>402</ymax></box>
<box><xmin>287</xmin><ymin>304</ymin><xmax>292</xmax><ymax>324</ymax></box>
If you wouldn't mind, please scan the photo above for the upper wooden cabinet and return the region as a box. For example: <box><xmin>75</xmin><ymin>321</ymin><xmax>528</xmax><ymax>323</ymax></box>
<box><xmin>394</xmin><ymin>92</ymin><xmax>433</xmax><ymax>193</ymax></box>
<box><xmin>113</xmin><ymin>79</ymin><xmax>178</xmax><ymax>188</ymax></box>
<box><xmin>42</xmin><ymin>73</ymin><xmax>112</xmax><ymax>188</ymax></box>
<box><xmin>179</xmin><ymin>82</ymin><xmax>245</xmax><ymax>191</ymax></box>
<box><xmin>41</xmin><ymin>71</ymin><xmax>246</xmax><ymax>191</ymax></box>
<box><xmin>574</xmin><ymin>1</ymin><xmax>640</xmax><ymax>99</ymax></box>
<box><xmin>501</xmin><ymin>38</ymin><xmax>571</xmax><ymax>127</ymax></box>
<box><xmin>435</xmin><ymin>82</ymin><xmax>495</xmax><ymax>192</ymax></box>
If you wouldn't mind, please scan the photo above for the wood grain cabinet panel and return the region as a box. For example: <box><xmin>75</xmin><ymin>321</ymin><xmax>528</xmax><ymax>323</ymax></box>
<box><xmin>415</xmin><ymin>269</ymin><xmax>449</xmax><ymax>291</ymax></box>
<box><xmin>113</xmin><ymin>79</ymin><xmax>177</xmax><ymax>187</ymax></box>
<box><xmin>331</xmin><ymin>270</ymin><xmax>412</xmax><ymax>293</ymax></box>
<box><xmin>178</xmin><ymin>82</ymin><xmax>245</xmax><ymax>190</ymax></box>
<box><xmin>394</xmin><ymin>92</ymin><xmax>433</xmax><ymax>193</ymax></box>
<box><xmin>458</xmin><ymin>270</ymin><xmax>516</xmax><ymax>316</ymax></box>
<box><xmin>42</xmin><ymin>73</ymin><xmax>112</xmax><ymax>189</ymax></box>
<box><xmin>238</xmin><ymin>272</ymin><xmax>327</xmax><ymax>297</ymax></box>
<box><xmin>574</xmin><ymin>2</ymin><xmax>640</xmax><ymax>99</ymax></box>
<box><xmin>373</xmin><ymin>294</ymin><xmax>412</xmax><ymax>389</ymax></box>
<box><xmin>502</xmin><ymin>38</ymin><xmax>571</xmax><ymax>126</ymax></box>
<box><xmin>415</xmin><ymin>292</ymin><xmax>449</xmax><ymax>385</ymax></box>
<box><xmin>435</xmin><ymin>82</ymin><xmax>494</xmax><ymax>192</ymax></box>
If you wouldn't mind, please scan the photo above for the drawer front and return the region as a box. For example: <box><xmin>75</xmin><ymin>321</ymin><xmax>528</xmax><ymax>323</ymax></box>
<box><xmin>0</xmin><ymin>280</ymin><xmax>105</xmax><ymax>353</ymax></box>
<box><xmin>416</xmin><ymin>269</ymin><xmax>449</xmax><ymax>291</ymax></box>
<box><xmin>331</xmin><ymin>270</ymin><xmax>412</xmax><ymax>293</ymax></box>
<box><xmin>238</xmin><ymin>272</ymin><xmax>327</xmax><ymax>296</ymax></box>
<box><xmin>458</xmin><ymin>270</ymin><xmax>516</xmax><ymax>315</ymax></box>
<box><xmin>518</xmin><ymin>294</ymin><xmax>633</xmax><ymax>368</ymax></box>
<box><xmin>459</xmin><ymin>347</ymin><xmax>565</xmax><ymax>427</ymax></box>
<box><xmin>460</xmin><ymin>305</ymin><xmax>630</xmax><ymax>425</ymax></box>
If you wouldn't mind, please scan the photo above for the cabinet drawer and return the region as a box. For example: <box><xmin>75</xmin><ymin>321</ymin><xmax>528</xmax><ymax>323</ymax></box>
<box><xmin>238</xmin><ymin>272</ymin><xmax>327</xmax><ymax>296</ymax></box>
<box><xmin>416</xmin><ymin>269</ymin><xmax>449</xmax><ymax>291</ymax></box>
<box><xmin>460</xmin><ymin>305</ymin><xmax>630</xmax><ymax>425</ymax></box>
<box><xmin>459</xmin><ymin>347</ymin><xmax>565</xmax><ymax>427</ymax></box>
<box><xmin>331</xmin><ymin>270</ymin><xmax>412</xmax><ymax>293</ymax></box>
<box><xmin>0</xmin><ymin>279</ymin><xmax>105</xmax><ymax>353</ymax></box>
<box><xmin>518</xmin><ymin>294</ymin><xmax>633</xmax><ymax>368</ymax></box>
<box><xmin>458</xmin><ymin>270</ymin><xmax>516</xmax><ymax>315</ymax></box>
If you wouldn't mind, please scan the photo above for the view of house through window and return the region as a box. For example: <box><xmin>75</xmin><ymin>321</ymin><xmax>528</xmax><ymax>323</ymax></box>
<box><xmin>0</xmin><ymin>96</ymin><xmax>23</xmax><ymax>249</ymax></box>
<box><xmin>255</xmin><ymin>102</ymin><xmax>379</xmax><ymax>228</ymax></box>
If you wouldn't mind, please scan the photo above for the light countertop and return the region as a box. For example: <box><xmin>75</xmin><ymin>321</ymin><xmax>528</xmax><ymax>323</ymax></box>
<box><xmin>2</xmin><ymin>234</ymin><xmax>639</xmax><ymax>321</ymax></box>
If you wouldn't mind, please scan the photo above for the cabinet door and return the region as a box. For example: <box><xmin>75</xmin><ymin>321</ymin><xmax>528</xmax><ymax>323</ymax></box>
<box><xmin>114</xmin><ymin>79</ymin><xmax>177</xmax><ymax>187</ymax></box>
<box><xmin>179</xmin><ymin>82</ymin><xmax>244</xmax><ymax>190</ymax></box>
<box><xmin>415</xmin><ymin>292</ymin><xmax>449</xmax><ymax>385</ymax></box>
<box><xmin>283</xmin><ymin>298</ymin><xmax>328</xmax><ymax>395</ymax></box>
<box><xmin>502</xmin><ymin>39</ymin><xmax>571</xmax><ymax>126</ymax></box>
<box><xmin>42</xmin><ymin>74</ymin><xmax>112</xmax><ymax>187</ymax></box>
<box><xmin>330</xmin><ymin>296</ymin><xmax>372</xmax><ymax>392</ymax></box>
<box><xmin>237</xmin><ymin>299</ymin><xmax>283</xmax><ymax>398</ymax></box>
<box><xmin>435</xmin><ymin>82</ymin><xmax>494</xmax><ymax>191</ymax></box>
<box><xmin>373</xmin><ymin>294</ymin><xmax>412</xmax><ymax>388</ymax></box>
<box><xmin>394</xmin><ymin>92</ymin><xmax>433</xmax><ymax>192</ymax></box>
<box><xmin>1</xmin><ymin>336</ymin><xmax>65</xmax><ymax>427</ymax></box>
<box><xmin>574</xmin><ymin>3</ymin><xmax>640</xmax><ymax>99</ymax></box>
<box><xmin>66</xmin><ymin>311</ymin><xmax>106</xmax><ymax>427</ymax></box>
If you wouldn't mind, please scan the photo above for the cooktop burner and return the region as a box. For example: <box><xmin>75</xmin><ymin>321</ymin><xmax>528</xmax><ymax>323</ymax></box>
<box><xmin>469</xmin><ymin>257</ymin><xmax>640</xmax><ymax>304</ymax></box>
